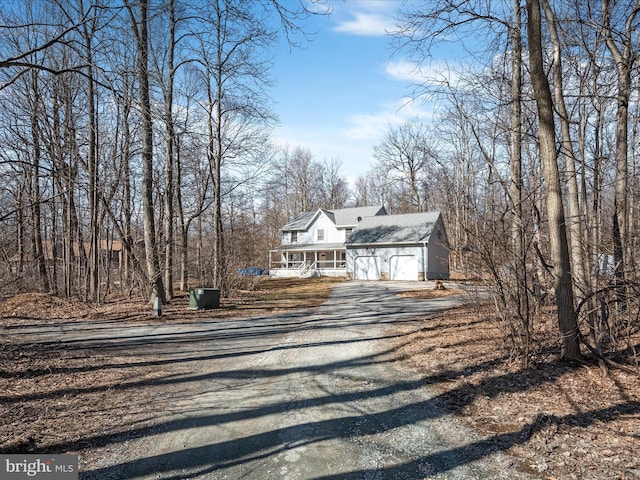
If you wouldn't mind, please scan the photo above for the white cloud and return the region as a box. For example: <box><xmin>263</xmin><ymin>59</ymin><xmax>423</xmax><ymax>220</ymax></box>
<box><xmin>385</xmin><ymin>59</ymin><xmax>462</xmax><ymax>87</ymax></box>
<box><xmin>331</xmin><ymin>0</ymin><xmax>399</xmax><ymax>37</ymax></box>
<box><xmin>343</xmin><ymin>97</ymin><xmax>434</xmax><ymax>142</ymax></box>
<box><xmin>333</xmin><ymin>12</ymin><xmax>395</xmax><ymax>36</ymax></box>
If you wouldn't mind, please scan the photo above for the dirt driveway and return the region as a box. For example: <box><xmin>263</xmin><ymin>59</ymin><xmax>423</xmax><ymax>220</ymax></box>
<box><xmin>6</xmin><ymin>281</ymin><xmax>529</xmax><ymax>479</ymax></box>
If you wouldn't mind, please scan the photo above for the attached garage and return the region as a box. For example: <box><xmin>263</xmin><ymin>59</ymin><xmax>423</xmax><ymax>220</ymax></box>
<box><xmin>345</xmin><ymin>211</ymin><xmax>449</xmax><ymax>281</ymax></box>
<box><xmin>389</xmin><ymin>255</ymin><xmax>418</xmax><ymax>281</ymax></box>
<box><xmin>353</xmin><ymin>255</ymin><xmax>380</xmax><ymax>280</ymax></box>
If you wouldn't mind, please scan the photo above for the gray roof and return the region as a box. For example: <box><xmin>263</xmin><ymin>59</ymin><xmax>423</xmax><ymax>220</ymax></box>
<box><xmin>282</xmin><ymin>211</ymin><xmax>315</xmax><ymax>231</ymax></box>
<box><xmin>331</xmin><ymin>205</ymin><xmax>386</xmax><ymax>227</ymax></box>
<box><xmin>281</xmin><ymin>205</ymin><xmax>386</xmax><ymax>231</ymax></box>
<box><xmin>345</xmin><ymin>211</ymin><xmax>442</xmax><ymax>245</ymax></box>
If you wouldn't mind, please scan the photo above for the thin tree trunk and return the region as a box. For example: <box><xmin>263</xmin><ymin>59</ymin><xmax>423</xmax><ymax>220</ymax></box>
<box><xmin>601</xmin><ymin>0</ymin><xmax>638</xmax><ymax>301</ymax></box>
<box><xmin>212</xmin><ymin>80</ymin><xmax>224</xmax><ymax>290</ymax></box>
<box><xmin>509</xmin><ymin>0</ymin><xmax>529</xmax><ymax>360</ymax></box>
<box><xmin>163</xmin><ymin>0</ymin><xmax>176</xmax><ymax>301</ymax></box>
<box><xmin>127</xmin><ymin>0</ymin><xmax>165</xmax><ymax>302</ymax></box>
<box><xmin>81</xmin><ymin>1</ymin><xmax>99</xmax><ymax>301</ymax></box>
<box><xmin>176</xmin><ymin>143</ymin><xmax>188</xmax><ymax>292</ymax></box>
<box><xmin>540</xmin><ymin>0</ymin><xmax>586</xmax><ymax>299</ymax></box>
<box><xmin>30</xmin><ymin>71</ymin><xmax>50</xmax><ymax>293</ymax></box>
<box><xmin>526</xmin><ymin>0</ymin><xmax>582</xmax><ymax>361</ymax></box>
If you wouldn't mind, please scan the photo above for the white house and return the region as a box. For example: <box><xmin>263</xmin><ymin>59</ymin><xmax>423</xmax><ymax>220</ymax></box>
<box><xmin>344</xmin><ymin>211</ymin><xmax>449</xmax><ymax>281</ymax></box>
<box><xmin>269</xmin><ymin>207</ymin><xmax>449</xmax><ymax>281</ymax></box>
<box><xmin>268</xmin><ymin>206</ymin><xmax>387</xmax><ymax>277</ymax></box>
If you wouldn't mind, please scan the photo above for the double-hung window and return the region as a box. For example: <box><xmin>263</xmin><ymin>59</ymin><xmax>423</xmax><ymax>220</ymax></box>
<box><xmin>317</xmin><ymin>229</ymin><xmax>325</xmax><ymax>241</ymax></box>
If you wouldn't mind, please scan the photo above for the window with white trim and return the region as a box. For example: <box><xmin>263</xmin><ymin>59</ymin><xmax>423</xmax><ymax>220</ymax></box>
<box><xmin>317</xmin><ymin>229</ymin><xmax>325</xmax><ymax>241</ymax></box>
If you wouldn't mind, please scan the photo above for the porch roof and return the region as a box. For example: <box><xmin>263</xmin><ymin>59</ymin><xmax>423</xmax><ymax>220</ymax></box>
<box><xmin>270</xmin><ymin>242</ymin><xmax>346</xmax><ymax>252</ymax></box>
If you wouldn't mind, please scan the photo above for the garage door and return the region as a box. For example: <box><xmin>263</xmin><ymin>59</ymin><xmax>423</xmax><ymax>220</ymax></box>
<box><xmin>390</xmin><ymin>255</ymin><xmax>418</xmax><ymax>281</ymax></box>
<box><xmin>354</xmin><ymin>256</ymin><xmax>380</xmax><ymax>280</ymax></box>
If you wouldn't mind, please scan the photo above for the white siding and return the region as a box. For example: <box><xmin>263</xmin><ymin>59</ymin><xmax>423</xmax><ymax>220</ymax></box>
<box><xmin>307</xmin><ymin>212</ymin><xmax>344</xmax><ymax>244</ymax></box>
<box><xmin>282</xmin><ymin>229</ymin><xmax>314</xmax><ymax>245</ymax></box>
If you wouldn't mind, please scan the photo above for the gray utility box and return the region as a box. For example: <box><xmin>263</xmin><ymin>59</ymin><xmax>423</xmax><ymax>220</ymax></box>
<box><xmin>189</xmin><ymin>288</ymin><xmax>220</xmax><ymax>309</ymax></box>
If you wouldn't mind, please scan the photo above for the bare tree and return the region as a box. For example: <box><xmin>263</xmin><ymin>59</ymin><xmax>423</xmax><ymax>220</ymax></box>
<box><xmin>600</xmin><ymin>0</ymin><xmax>639</xmax><ymax>293</ymax></box>
<box><xmin>540</xmin><ymin>0</ymin><xmax>588</xmax><ymax>300</ymax></box>
<box><xmin>373</xmin><ymin>120</ymin><xmax>436</xmax><ymax>213</ymax></box>
<box><xmin>125</xmin><ymin>0</ymin><xmax>165</xmax><ymax>303</ymax></box>
<box><xmin>190</xmin><ymin>0</ymin><xmax>277</xmax><ymax>291</ymax></box>
<box><xmin>29</xmin><ymin>70</ymin><xmax>50</xmax><ymax>292</ymax></box>
<box><xmin>150</xmin><ymin>0</ymin><xmax>182</xmax><ymax>300</ymax></box>
<box><xmin>526</xmin><ymin>0</ymin><xmax>581</xmax><ymax>360</ymax></box>
<box><xmin>322</xmin><ymin>158</ymin><xmax>351</xmax><ymax>209</ymax></box>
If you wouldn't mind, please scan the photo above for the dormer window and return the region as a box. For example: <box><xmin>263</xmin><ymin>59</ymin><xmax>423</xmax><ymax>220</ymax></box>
<box><xmin>291</xmin><ymin>231</ymin><xmax>298</xmax><ymax>243</ymax></box>
<box><xmin>317</xmin><ymin>229</ymin><xmax>325</xmax><ymax>241</ymax></box>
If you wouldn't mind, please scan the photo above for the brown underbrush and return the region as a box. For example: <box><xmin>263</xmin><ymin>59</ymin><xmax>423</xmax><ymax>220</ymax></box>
<box><xmin>392</xmin><ymin>297</ymin><xmax>640</xmax><ymax>479</ymax></box>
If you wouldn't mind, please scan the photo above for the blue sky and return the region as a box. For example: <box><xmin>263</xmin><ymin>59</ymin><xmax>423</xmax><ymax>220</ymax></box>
<box><xmin>270</xmin><ymin>0</ymin><xmax>439</xmax><ymax>183</ymax></box>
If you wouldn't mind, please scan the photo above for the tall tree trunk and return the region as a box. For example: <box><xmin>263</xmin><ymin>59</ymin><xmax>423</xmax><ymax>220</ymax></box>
<box><xmin>30</xmin><ymin>71</ymin><xmax>50</xmax><ymax>293</ymax></box>
<box><xmin>526</xmin><ymin>0</ymin><xmax>581</xmax><ymax>360</ymax></box>
<box><xmin>601</xmin><ymin>0</ymin><xmax>638</xmax><ymax>300</ymax></box>
<box><xmin>213</xmin><ymin>79</ymin><xmax>224</xmax><ymax>290</ymax></box>
<box><xmin>127</xmin><ymin>0</ymin><xmax>165</xmax><ymax>302</ymax></box>
<box><xmin>161</xmin><ymin>0</ymin><xmax>177</xmax><ymax>300</ymax></box>
<box><xmin>540</xmin><ymin>0</ymin><xmax>586</xmax><ymax>299</ymax></box>
<box><xmin>176</xmin><ymin>144</ymin><xmax>188</xmax><ymax>292</ymax></box>
<box><xmin>509</xmin><ymin>0</ymin><xmax>529</xmax><ymax>359</ymax></box>
<box><xmin>81</xmin><ymin>0</ymin><xmax>99</xmax><ymax>301</ymax></box>
<box><xmin>122</xmin><ymin>93</ymin><xmax>133</xmax><ymax>291</ymax></box>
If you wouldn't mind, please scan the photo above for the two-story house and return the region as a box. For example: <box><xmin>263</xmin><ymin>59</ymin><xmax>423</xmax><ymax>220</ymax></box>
<box><xmin>269</xmin><ymin>206</ymin><xmax>450</xmax><ymax>281</ymax></box>
<box><xmin>268</xmin><ymin>206</ymin><xmax>387</xmax><ymax>277</ymax></box>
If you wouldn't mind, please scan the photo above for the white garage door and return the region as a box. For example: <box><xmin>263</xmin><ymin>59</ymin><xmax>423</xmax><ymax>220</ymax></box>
<box><xmin>354</xmin><ymin>256</ymin><xmax>380</xmax><ymax>280</ymax></box>
<box><xmin>390</xmin><ymin>255</ymin><xmax>418</xmax><ymax>281</ymax></box>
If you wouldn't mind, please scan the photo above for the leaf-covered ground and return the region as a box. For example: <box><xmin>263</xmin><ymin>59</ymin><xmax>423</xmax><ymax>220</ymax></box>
<box><xmin>1</xmin><ymin>277</ymin><xmax>638</xmax><ymax>479</ymax></box>
<box><xmin>391</xmin><ymin>291</ymin><xmax>640</xmax><ymax>480</ymax></box>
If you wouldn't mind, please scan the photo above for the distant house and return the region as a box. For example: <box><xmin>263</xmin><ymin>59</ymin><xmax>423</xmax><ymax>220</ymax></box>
<box><xmin>269</xmin><ymin>207</ymin><xmax>449</xmax><ymax>281</ymax></box>
<box><xmin>268</xmin><ymin>205</ymin><xmax>387</xmax><ymax>278</ymax></box>
<box><xmin>9</xmin><ymin>239</ymin><xmax>124</xmax><ymax>272</ymax></box>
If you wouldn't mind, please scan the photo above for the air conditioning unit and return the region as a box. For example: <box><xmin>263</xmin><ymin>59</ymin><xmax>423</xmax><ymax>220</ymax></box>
<box><xmin>189</xmin><ymin>288</ymin><xmax>220</xmax><ymax>309</ymax></box>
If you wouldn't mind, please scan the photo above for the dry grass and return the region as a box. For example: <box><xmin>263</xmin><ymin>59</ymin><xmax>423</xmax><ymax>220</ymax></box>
<box><xmin>0</xmin><ymin>276</ymin><xmax>345</xmax><ymax>325</ymax></box>
<box><xmin>399</xmin><ymin>286</ymin><xmax>466</xmax><ymax>300</ymax></box>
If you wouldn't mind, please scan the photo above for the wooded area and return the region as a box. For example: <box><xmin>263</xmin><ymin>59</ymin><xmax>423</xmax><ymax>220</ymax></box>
<box><xmin>0</xmin><ymin>0</ymin><xmax>639</xmax><ymax>367</ymax></box>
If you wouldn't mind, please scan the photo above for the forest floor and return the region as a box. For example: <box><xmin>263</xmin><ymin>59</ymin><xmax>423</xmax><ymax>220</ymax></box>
<box><xmin>391</xmin><ymin>289</ymin><xmax>640</xmax><ymax>479</ymax></box>
<box><xmin>0</xmin><ymin>277</ymin><xmax>639</xmax><ymax>479</ymax></box>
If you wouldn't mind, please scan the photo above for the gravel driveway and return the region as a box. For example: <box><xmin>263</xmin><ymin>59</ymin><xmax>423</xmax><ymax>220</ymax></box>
<box><xmin>70</xmin><ymin>281</ymin><xmax>527</xmax><ymax>479</ymax></box>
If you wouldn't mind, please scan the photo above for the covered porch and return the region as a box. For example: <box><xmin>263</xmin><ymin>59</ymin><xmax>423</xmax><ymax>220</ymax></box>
<box><xmin>269</xmin><ymin>243</ymin><xmax>347</xmax><ymax>278</ymax></box>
